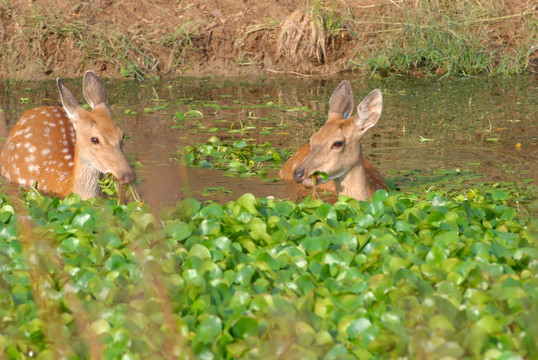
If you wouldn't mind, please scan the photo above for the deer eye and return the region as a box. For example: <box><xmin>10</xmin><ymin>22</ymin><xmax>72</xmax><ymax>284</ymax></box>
<box><xmin>331</xmin><ymin>141</ymin><xmax>344</xmax><ymax>150</ymax></box>
<box><xmin>91</xmin><ymin>137</ymin><xmax>100</xmax><ymax>145</ymax></box>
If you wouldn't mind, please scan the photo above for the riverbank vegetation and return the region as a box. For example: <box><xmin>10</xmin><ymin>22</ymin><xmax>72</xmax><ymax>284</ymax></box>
<box><xmin>0</xmin><ymin>0</ymin><xmax>536</xmax><ymax>80</ymax></box>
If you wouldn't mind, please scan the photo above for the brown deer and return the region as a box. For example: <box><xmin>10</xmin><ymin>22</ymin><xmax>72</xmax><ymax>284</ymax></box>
<box><xmin>0</xmin><ymin>70</ymin><xmax>135</xmax><ymax>200</ymax></box>
<box><xmin>280</xmin><ymin>80</ymin><xmax>387</xmax><ymax>200</ymax></box>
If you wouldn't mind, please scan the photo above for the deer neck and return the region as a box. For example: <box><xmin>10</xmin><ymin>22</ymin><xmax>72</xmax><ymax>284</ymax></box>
<box><xmin>333</xmin><ymin>153</ymin><xmax>370</xmax><ymax>200</ymax></box>
<box><xmin>70</xmin><ymin>148</ymin><xmax>101</xmax><ymax>200</ymax></box>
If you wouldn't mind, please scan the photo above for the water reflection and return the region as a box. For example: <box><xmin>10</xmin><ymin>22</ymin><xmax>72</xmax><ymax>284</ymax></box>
<box><xmin>0</xmin><ymin>75</ymin><xmax>536</xmax><ymax>207</ymax></box>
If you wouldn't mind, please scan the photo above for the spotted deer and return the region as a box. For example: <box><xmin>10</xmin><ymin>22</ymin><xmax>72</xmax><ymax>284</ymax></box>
<box><xmin>279</xmin><ymin>80</ymin><xmax>387</xmax><ymax>200</ymax></box>
<box><xmin>0</xmin><ymin>70</ymin><xmax>135</xmax><ymax>200</ymax></box>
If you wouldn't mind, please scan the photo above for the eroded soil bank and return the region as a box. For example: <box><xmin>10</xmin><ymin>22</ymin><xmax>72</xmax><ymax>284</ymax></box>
<box><xmin>1</xmin><ymin>0</ymin><xmax>537</xmax><ymax>80</ymax></box>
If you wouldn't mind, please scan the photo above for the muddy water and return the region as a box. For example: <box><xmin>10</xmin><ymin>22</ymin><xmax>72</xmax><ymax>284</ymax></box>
<box><xmin>0</xmin><ymin>75</ymin><xmax>536</xmax><ymax>208</ymax></box>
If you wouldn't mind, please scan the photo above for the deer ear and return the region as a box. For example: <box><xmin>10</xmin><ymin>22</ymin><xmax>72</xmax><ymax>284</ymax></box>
<box><xmin>328</xmin><ymin>80</ymin><xmax>354</xmax><ymax>120</ymax></box>
<box><xmin>57</xmin><ymin>78</ymin><xmax>84</xmax><ymax>120</ymax></box>
<box><xmin>82</xmin><ymin>70</ymin><xmax>110</xmax><ymax>111</ymax></box>
<box><xmin>355</xmin><ymin>89</ymin><xmax>382</xmax><ymax>132</ymax></box>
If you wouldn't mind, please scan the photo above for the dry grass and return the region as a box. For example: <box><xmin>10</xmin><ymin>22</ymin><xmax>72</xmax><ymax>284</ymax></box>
<box><xmin>277</xmin><ymin>9</ymin><xmax>328</xmax><ymax>65</ymax></box>
<box><xmin>0</xmin><ymin>1</ymin><xmax>197</xmax><ymax>81</ymax></box>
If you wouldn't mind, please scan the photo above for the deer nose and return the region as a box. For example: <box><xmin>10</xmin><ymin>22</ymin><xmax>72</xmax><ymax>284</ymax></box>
<box><xmin>293</xmin><ymin>168</ymin><xmax>305</xmax><ymax>183</ymax></box>
<box><xmin>121</xmin><ymin>171</ymin><xmax>136</xmax><ymax>184</ymax></box>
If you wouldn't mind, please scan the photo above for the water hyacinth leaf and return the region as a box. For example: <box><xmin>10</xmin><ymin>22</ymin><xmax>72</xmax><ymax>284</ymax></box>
<box><xmin>236</xmin><ymin>193</ymin><xmax>259</xmax><ymax>215</ymax></box>
<box><xmin>200</xmin><ymin>219</ymin><xmax>221</xmax><ymax>235</ymax></box>
<box><xmin>296</xmin><ymin>274</ymin><xmax>316</xmax><ymax>295</ymax></box>
<box><xmin>0</xmin><ymin>222</ymin><xmax>17</xmax><ymax>239</ymax></box>
<box><xmin>256</xmin><ymin>251</ymin><xmax>280</xmax><ymax>272</ymax></box>
<box><xmin>347</xmin><ymin>317</ymin><xmax>372</xmax><ymax>338</ymax></box>
<box><xmin>435</xmin><ymin>230</ymin><xmax>459</xmax><ymax>246</ymax></box>
<box><xmin>476</xmin><ymin>315</ymin><xmax>503</xmax><ymax>334</ymax></box>
<box><xmin>72</xmin><ymin>212</ymin><xmax>93</xmax><ymax>227</ymax></box>
<box><xmin>372</xmin><ymin>189</ymin><xmax>388</xmax><ymax>202</ymax></box>
<box><xmin>195</xmin><ymin>315</ymin><xmax>223</xmax><ymax>344</ymax></box>
<box><xmin>96</xmin><ymin>231</ymin><xmax>122</xmax><ymax>249</ymax></box>
<box><xmin>165</xmin><ymin>220</ymin><xmax>193</xmax><ymax>241</ymax></box>
<box><xmin>189</xmin><ymin>244</ymin><xmax>212</xmax><ymax>260</ymax></box>
<box><xmin>177</xmin><ymin>198</ymin><xmax>201</xmax><ymax>218</ymax></box>
<box><xmin>246</xmin><ymin>218</ymin><xmax>272</xmax><ymax>244</ymax></box>
<box><xmin>324</xmin><ymin>344</ymin><xmax>350</xmax><ymax>360</ymax></box>
<box><xmin>333</xmin><ymin>232</ymin><xmax>358</xmax><ymax>248</ymax></box>
<box><xmin>490</xmin><ymin>190</ymin><xmax>510</xmax><ymax>201</ymax></box>
<box><xmin>356</xmin><ymin>214</ymin><xmax>374</xmax><ymax>229</ymax></box>
<box><xmin>301</xmin><ymin>237</ymin><xmax>331</xmax><ymax>254</ymax></box>
<box><xmin>235</xmin><ymin>265</ymin><xmax>255</xmax><ymax>286</ymax></box>
<box><xmin>200</xmin><ymin>203</ymin><xmax>224</xmax><ymax>218</ymax></box>
<box><xmin>365</xmin><ymin>201</ymin><xmax>384</xmax><ymax>218</ymax></box>
<box><xmin>425</xmin><ymin>246</ymin><xmax>447</xmax><ymax>266</ymax></box>
<box><xmin>426</xmin><ymin>211</ymin><xmax>445</xmax><ymax>226</ymax></box>
<box><xmin>231</xmin><ymin>317</ymin><xmax>259</xmax><ymax>338</ymax></box>
<box><xmin>130</xmin><ymin>212</ymin><xmax>158</xmax><ymax>231</ymax></box>
<box><xmin>90</xmin><ymin>318</ymin><xmax>111</xmax><ymax>335</ymax></box>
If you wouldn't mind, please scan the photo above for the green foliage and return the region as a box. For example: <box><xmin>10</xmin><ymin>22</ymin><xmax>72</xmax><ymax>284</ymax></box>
<box><xmin>180</xmin><ymin>138</ymin><xmax>282</xmax><ymax>178</ymax></box>
<box><xmin>363</xmin><ymin>20</ymin><xmax>493</xmax><ymax>77</ymax></box>
<box><xmin>98</xmin><ymin>173</ymin><xmax>142</xmax><ymax>204</ymax></box>
<box><xmin>356</xmin><ymin>3</ymin><xmax>537</xmax><ymax>77</ymax></box>
<box><xmin>0</xmin><ymin>186</ymin><xmax>536</xmax><ymax>358</ymax></box>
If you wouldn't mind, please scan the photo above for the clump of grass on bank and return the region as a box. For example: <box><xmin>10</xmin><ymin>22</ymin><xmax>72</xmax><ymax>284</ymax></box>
<box><xmin>351</xmin><ymin>0</ymin><xmax>537</xmax><ymax>77</ymax></box>
<box><xmin>277</xmin><ymin>0</ymin><xmax>349</xmax><ymax>66</ymax></box>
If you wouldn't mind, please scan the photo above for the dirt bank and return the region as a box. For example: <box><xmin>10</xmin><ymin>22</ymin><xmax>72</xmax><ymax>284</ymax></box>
<box><xmin>0</xmin><ymin>0</ymin><xmax>537</xmax><ymax>80</ymax></box>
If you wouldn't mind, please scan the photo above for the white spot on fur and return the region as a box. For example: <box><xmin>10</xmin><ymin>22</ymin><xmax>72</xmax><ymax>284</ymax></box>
<box><xmin>24</xmin><ymin>154</ymin><xmax>36</xmax><ymax>163</ymax></box>
<box><xmin>26</xmin><ymin>144</ymin><xmax>36</xmax><ymax>153</ymax></box>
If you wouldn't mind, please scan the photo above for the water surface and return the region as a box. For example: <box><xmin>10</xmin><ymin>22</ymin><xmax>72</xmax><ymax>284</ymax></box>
<box><xmin>1</xmin><ymin>75</ymin><xmax>536</xmax><ymax>208</ymax></box>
